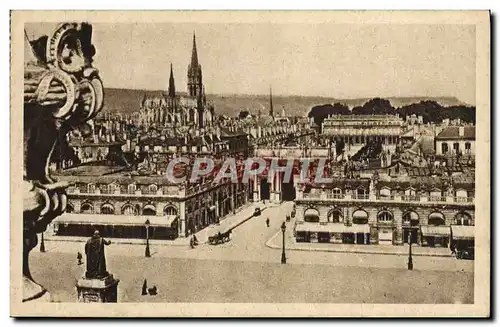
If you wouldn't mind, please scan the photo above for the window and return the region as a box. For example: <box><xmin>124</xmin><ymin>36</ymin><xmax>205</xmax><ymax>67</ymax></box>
<box><xmin>87</xmin><ymin>184</ymin><xmax>96</xmax><ymax>194</ymax></box>
<box><xmin>402</xmin><ymin>211</ymin><xmax>419</xmax><ymax>227</ymax></box>
<box><xmin>328</xmin><ymin>209</ymin><xmax>343</xmax><ymax>223</ymax></box>
<box><xmin>441</xmin><ymin>143</ymin><xmax>449</xmax><ymax>155</ymax></box>
<box><xmin>465</xmin><ymin>142</ymin><xmax>471</xmax><ymax>154</ymax></box>
<box><xmin>380</xmin><ymin>188</ymin><xmax>391</xmax><ymax>198</ymax></box>
<box><xmin>122</xmin><ymin>204</ymin><xmax>138</xmax><ymax>215</ymax></box>
<box><xmin>332</xmin><ymin>188</ymin><xmax>342</xmax><ymax>199</ymax></box>
<box><xmin>304</xmin><ymin>208</ymin><xmax>320</xmax><ymax>223</ymax></box>
<box><xmin>143</xmin><ymin>204</ymin><xmax>157</xmax><ymax>216</ymax></box>
<box><xmin>66</xmin><ymin>203</ymin><xmax>74</xmax><ymax>213</ymax></box>
<box><xmin>149</xmin><ymin>184</ymin><xmax>158</xmax><ymax>194</ymax></box>
<box><xmin>107</xmin><ymin>184</ymin><xmax>116</xmax><ymax>194</ymax></box>
<box><xmin>377</xmin><ymin>211</ymin><xmax>393</xmax><ymax>223</ymax></box>
<box><xmin>453</xmin><ymin>142</ymin><xmax>460</xmax><ymax>154</ymax></box>
<box><xmin>428</xmin><ymin>212</ymin><xmax>445</xmax><ymax>226</ymax></box>
<box><xmin>128</xmin><ymin>184</ymin><xmax>136</xmax><ymax>194</ymax></box>
<box><xmin>357</xmin><ymin>188</ymin><xmax>367</xmax><ymax>199</ymax></box>
<box><xmin>164</xmin><ymin>206</ymin><xmax>178</xmax><ymax>216</ymax></box>
<box><xmin>454</xmin><ymin>212</ymin><xmax>472</xmax><ymax>226</ymax></box>
<box><xmin>80</xmin><ymin>203</ymin><xmax>93</xmax><ymax>214</ymax></box>
<box><xmin>352</xmin><ymin>210</ymin><xmax>368</xmax><ymax>225</ymax></box>
<box><xmin>101</xmin><ymin>203</ymin><xmax>115</xmax><ymax>215</ymax></box>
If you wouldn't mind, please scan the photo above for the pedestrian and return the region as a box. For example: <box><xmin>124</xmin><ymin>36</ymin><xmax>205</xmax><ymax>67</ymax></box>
<box><xmin>266</xmin><ymin>217</ymin><xmax>270</xmax><ymax>228</ymax></box>
<box><xmin>142</xmin><ymin>279</ymin><xmax>148</xmax><ymax>296</ymax></box>
<box><xmin>77</xmin><ymin>252</ymin><xmax>83</xmax><ymax>265</ymax></box>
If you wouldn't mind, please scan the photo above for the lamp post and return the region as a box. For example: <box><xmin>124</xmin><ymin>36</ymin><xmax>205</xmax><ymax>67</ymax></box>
<box><xmin>407</xmin><ymin>231</ymin><xmax>413</xmax><ymax>270</ymax></box>
<box><xmin>40</xmin><ymin>232</ymin><xmax>45</xmax><ymax>253</ymax></box>
<box><xmin>281</xmin><ymin>222</ymin><xmax>286</xmax><ymax>264</ymax></box>
<box><xmin>145</xmin><ymin>219</ymin><xmax>151</xmax><ymax>258</ymax></box>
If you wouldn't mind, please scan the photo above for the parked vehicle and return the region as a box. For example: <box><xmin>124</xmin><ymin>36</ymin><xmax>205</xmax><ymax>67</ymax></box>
<box><xmin>456</xmin><ymin>247</ymin><xmax>474</xmax><ymax>260</ymax></box>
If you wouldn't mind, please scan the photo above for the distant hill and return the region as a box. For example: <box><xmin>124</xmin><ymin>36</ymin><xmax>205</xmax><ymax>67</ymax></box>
<box><xmin>102</xmin><ymin>87</ymin><xmax>470</xmax><ymax>118</ymax></box>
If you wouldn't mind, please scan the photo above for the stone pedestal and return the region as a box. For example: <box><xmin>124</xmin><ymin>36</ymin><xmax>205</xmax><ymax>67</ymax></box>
<box><xmin>76</xmin><ymin>274</ymin><xmax>119</xmax><ymax>303</ymax></box>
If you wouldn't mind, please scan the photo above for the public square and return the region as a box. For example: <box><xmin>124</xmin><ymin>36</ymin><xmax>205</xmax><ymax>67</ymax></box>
<box><xmin>31</xmin><ymin>201</ymin><xmax>474</xmax><ymax>303</ymax></box>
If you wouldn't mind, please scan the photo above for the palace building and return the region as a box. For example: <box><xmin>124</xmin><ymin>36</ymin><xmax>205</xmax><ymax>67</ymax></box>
<box><xmin>139</xmin><ymin>33</ymin><xmax>215</xmax><ymax>130</ymax></box>
<box><xmin>293</xmin><ymin>167</ymin><xmax>475</xmax><ymax>248</ymax></box>
<box><xmin>321</xmin><ymin>114</ymin><xmax>404</xmax><ymax>146</ymax></box>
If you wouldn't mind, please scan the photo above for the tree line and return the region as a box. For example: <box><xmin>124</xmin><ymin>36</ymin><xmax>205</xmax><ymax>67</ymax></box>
<box><xmin>308</xmin><ymin>98</ymin><xmax>475</xmax><ymax>126</ymax></box>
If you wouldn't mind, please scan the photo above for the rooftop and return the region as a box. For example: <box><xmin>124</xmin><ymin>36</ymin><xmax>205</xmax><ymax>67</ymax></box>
<box><xmin>436</xmin><ymin>126</ymin><xmax>475</xmax><ymax>140</ymax></box>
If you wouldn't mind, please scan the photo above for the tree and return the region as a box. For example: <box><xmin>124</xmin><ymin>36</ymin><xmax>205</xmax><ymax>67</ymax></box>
<box><xmin>238</xmin><ymin>110</ymin><xmax>250</xmax><ymax>119</ymax></box>
<box><xmin>308</xmin><ymin>103</ymin><xmax>350</xmax><ymax>126</ymax></box>
<box><xmin>351</xmin><ymin>98</ymin><xmax>395</xmax><ymax>115</ymax></box>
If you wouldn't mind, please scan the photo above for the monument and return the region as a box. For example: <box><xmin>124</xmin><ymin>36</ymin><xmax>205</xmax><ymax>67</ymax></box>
<box><xmin>76</xmin><ymin>231</ymin><xmax>119</xmax><ymax>303</ymax></box>
<box><xmin>22</xmin><ymin>22</ymin><xmax>105</xmax><ymax>302</ymax></box>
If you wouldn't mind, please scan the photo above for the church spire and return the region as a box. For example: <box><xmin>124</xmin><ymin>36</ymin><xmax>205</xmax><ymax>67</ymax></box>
<box><xmin>190</xmin><ymin>32</ymin><xmax>198</xmax><ymax>67</ymax></box>
<box><xmin>269</xmin><ymin>86</ymin><xmax>274</xmax><ymax>117</ymax></box>
<box><xmin>168</xmin><ymin>63</ymin><xmax>176</xmax><ymax>97</ymax></box>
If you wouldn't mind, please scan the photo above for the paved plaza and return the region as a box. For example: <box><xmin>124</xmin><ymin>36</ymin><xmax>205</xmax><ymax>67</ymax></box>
<box><xmin>32</xmin><ymin>201</ymin><xmax>474</xmax><ymax>303</ymax></box>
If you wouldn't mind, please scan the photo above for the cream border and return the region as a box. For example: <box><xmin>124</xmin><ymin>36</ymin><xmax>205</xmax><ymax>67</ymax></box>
<box><xmin>10</xmin><ymin>10</ymin><xmax>490</xmax><ymax>317</ymax></box>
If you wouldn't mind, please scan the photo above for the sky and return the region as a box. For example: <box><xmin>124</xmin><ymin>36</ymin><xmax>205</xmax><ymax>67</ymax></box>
<box><xmin>25</xmin><ymin>22</ymin><xmax>476</xmax><ymax>105</ymax></box>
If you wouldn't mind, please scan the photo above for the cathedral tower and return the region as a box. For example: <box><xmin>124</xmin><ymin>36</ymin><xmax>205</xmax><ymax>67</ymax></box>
<box><xmin>187</xmin><ymin>33</ymin><xmax>203</xmax><ymax>98</ymax></box>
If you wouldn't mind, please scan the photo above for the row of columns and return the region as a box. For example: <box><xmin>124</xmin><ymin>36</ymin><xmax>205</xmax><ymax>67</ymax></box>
<box><xmin>332</xmin><ymin>135</ymin><xmax>399</xmax><ymax>145</ymax></box>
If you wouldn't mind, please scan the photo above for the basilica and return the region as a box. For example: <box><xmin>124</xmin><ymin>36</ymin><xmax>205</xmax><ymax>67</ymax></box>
<box><xmin>139</xmin><ymin>33</ymin><xmax>215</xmax><ymax>130</ymax></box>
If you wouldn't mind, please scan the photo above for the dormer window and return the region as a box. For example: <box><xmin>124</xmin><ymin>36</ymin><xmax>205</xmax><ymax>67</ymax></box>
<box><xmin>149</xmin><ymin>184</ymin><xmax>158</xmax><ymax>194</ymax></box>
<box><xmin>128</xmin><ymin>184</ymin><xmax>136</xmax><ymax>194</ymax></box>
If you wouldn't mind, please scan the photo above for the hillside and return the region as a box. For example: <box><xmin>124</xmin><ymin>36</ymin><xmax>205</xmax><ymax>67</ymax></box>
<box><xmin>102</xmin><ymin>87</ymin><xmax>470</xmax><ymax>118</ymax></box>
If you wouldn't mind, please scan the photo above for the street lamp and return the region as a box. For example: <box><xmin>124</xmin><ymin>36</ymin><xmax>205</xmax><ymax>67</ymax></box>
<box><xmin>407</xmin><ymin>231</ymin><xmax>413</xmax><ymax>270</ymax></box>
<box><xmin>281</xmin><ymin>222</ymin><xmax>286</xmax><ymax>264</ymax></box>
<box><xmin>40</xmin><ymin>232</ymin><xmax>45</xmax><ymax>253</ymax></box>
<box><xmin>145</xmin><ymin>219</ymin><xmax>151</xmax><ymax>258</ymax></box>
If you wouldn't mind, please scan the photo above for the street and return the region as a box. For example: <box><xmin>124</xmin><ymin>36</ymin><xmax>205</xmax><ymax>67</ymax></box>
<box><xmin>30</xmin><ymin>201</ymin><xmax>474</xmax><ymax>303</ymax></box>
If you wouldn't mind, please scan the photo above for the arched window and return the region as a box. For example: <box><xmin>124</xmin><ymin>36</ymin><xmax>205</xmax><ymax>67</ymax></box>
<box><xmin>80</xmin><ymin>202</ymin><xmax>93</xmax><ymax>214</ymax></box>
<box><xmin>122</xmin><ymin>204</ymin><xmax>138</xmax><ymax>216</ymax></box>
<box><xmin>441</xmin><ymin>143</ymin><xmax>449</xmax><ymax>155</ymax></box>
<box><xmin>454</xmin><ymin>212</ymin><xmax>472</xmax><ymax>226</ymax></box>
<box><xmin>377</xmin><ymin>211</ymin><xmax>393</xmax><ymax>223</ymax></box>
<box><xmin>164</xmin><ymin>205</ymin><xmax>178</xmax><ymax>216</ymax></box>
<box><xmin>453</xmin><ymin>142</ymin><xmax>460</xmax><ymax>154</ymax></box>
<box><xmin>428</xmin><ymin>212</ymin><xmax>445</xmax><ymax>226</ymax></box>
<box><xmin>327</xmin><ymin>209</ymin><xmax>343</xmax><ymax>223</ymax></box>
<box><xmin>304</xmin><ymin>208</ymin><xmax>320</xmax><ymax>223</ymax></box>
<box><xmin>101</xmin><ymin>203</ymin><xmax>115</xmax><ymax>215</ymax></box>
<box><xmin>143</xmin><ymin>204</ymin><xmax>157</xmax><ymax>216</ymax></box>
<box><xmin>402</xmin><ymin>211</ymin><xmax>419</xmax><ymax>227</ymax></box>
<box><xmin>352</xmin><ymin>209</ymin><xmax>368</xmax><ymax>225</ymax></box>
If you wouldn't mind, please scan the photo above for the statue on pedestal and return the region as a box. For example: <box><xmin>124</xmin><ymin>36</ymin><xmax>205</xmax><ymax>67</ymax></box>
<box><xmin>85</xmin><ymin>230</ymin><xmax>111</xmax><ymax>279</ymax></box>
<box><xmin>22</xmin><ymin>22</ymin><xmax>104</xmax><ymax>302</ymax></box>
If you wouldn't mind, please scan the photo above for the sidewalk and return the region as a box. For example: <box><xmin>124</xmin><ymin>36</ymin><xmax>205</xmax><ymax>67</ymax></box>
<box><xmin>266</xmin><ymin>224</ymin><xmax>453</xmax><ymax>258</ymax></box>
<box><xmin>45</xmin><ymin>201</ymin><xmax>275</xmax><ymax>246</ymax></box>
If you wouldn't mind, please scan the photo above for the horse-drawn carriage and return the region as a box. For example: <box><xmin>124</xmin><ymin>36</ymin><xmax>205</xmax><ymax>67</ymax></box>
<box><xmin>208</xmin><ymin>230</ymin><xmax>232</xmax><ymax>245</ymax></box>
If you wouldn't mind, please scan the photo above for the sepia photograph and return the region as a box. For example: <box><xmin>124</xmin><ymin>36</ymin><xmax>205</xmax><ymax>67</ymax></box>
<box><xmin>10</xmin><ymin>10</ymin><xmax>490</xmax><ymax>317</ymax></box>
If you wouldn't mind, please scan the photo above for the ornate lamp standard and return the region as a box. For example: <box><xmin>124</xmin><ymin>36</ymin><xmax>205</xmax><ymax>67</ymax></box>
<box><xmin>145</xmin><ymin>219</ymin><xmax>151</xmax><ymax>258</ymax></box>
<box><xmin>281</xmin><ymin>222</ymin><xmax>287</xmax><ymax>264</ymax></box>
<box><xmin>40</xmin><ymin>232</ymin><xmax>46</xmax><ymax>253</ymax></box>
<box><xmin>407</xmin><ymin>232</ymin><xmax>413</xmax><ymax>270</ymax></box>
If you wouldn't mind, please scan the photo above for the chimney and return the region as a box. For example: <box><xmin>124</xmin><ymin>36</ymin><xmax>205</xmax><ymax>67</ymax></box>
<box><xmin>459</xmin><ymin>126</ymin><xmax>465</xmax><ymax>137</ymax></box>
